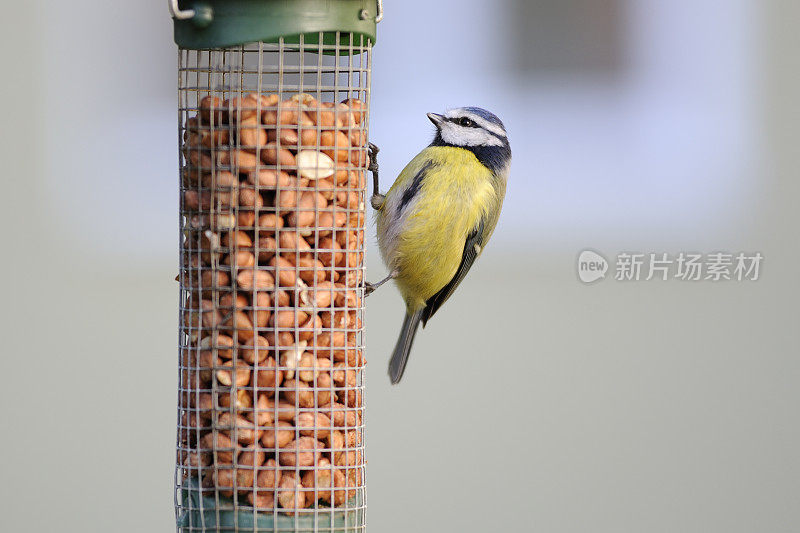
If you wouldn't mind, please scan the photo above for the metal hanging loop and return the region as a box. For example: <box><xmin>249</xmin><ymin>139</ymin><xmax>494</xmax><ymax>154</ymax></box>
<box><xmin>376</xmin><ymin>0</ymin><xmax>384</xmax><ymax>23</ymax></box>
<box><xmin>168</xmin><ymin>0</ymin><xmax>195</xmax><ymax>20</ymax></box>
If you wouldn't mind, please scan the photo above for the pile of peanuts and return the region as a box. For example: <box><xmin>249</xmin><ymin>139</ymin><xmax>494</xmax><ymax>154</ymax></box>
<box><xmin>178</xmin><ymin>92</ymin><xmax>367</xmax><ymax>513</ymax></box>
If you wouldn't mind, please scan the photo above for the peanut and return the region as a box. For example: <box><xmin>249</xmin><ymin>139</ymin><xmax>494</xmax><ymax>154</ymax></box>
<box><xmin>270</xmin><ymin>309</ymin><xmax>308</xmax><ymax>329</ymax></box>
<box><xmin>301</xmin><ymin>458</ymin><xmax>346</xmax><ymax>505</ymax></box>
<box><xmin>326</xmin><ymin>430</ymin><xmax>345</xmax><ymax>464</ymax></box>
<box><xmin>199</xmin><ymin>95</ymin><xmax>224</xmax><ymax>125</ymax></box>
<box><xmin>329</xmin><ymin>403</ymin><xmax>358</xmax><ymax>428</ymax></box>
<box><xmin>183</xmin><ymin>450</ymin><xmax>211</xmax><ymax>469</ymax></box>
<box><xmin>255</xmin><ymin>458</ymin><xmax>280</xmax><ymax>490</ymax></box>
<box><xmin>293</xmin><ymin>256</ymin><xmax>326</xmax><ymax>284</ymax></box>
<box><xmin>334</xmin><ymin>285</ymin><xmax>359</xmax><ymax>308</ymax></box>
<box><xmin>201</xmin><ymin>170</ymin><xmax>237</xmax><ymax>188</ymax></box>
<box><xmin>216</xmin><ymin>412</ymin><xmax>260</xmax><ymax>445</ymax></box>
<box><xmin>216</xmin><ymin>360</ymin><xmax>250</xmax><ymax>387</ymax></box>
<box><xmin>279</xmin><ymin>436</ymin><xmax>321</xmax><ymax>467</ymax></box>
<box><xmin>238</xmin><ymin>185</ymin><xmax>264</xmax><ymax>208</ymax></box>
<box><xmin>247</xmin><ymin>169</ymin><xmax>295</xmax><ymax>189</ymax></box>
<box><xmin>260</xmin><ymin>420</ymin><xmax>294</xmax><ymax>449</ymax></box>
<box><xmin>254</xmin><ymin>356</ymin><xmax>283</xmax><ymax>391</ymax></box>
<box><xmin>251</xmin><ymin>291</ymin><xmax>272</xmax><ymax>328</ymax></box>
<box><xmin>296</xmin><ymin>411</ymin><xmax>332</xmax><ymax>439</ymax></box>
<box><xmin>239</xmin><ymin>116</ymin><xmax>267</xmax><ymax>150</ymax></box>
<box><xmin>315</xmin><ymin>178</ymin><xmax>337</xmax><ymax>201</ymax></box>
<box><xmin>236</xmin><ymin>446</ymin><xmax>266</xmax><ymax>487</ymax></box>
<box><xmin>256</xmin><ymin>213</ymin><xmax>284</xmax><ymax>232</ymax></box>
<box><xmin>308</xmin><ymin>102</ymin><xmax>339</xmax><ymax>128</ymax></box>
<box><xmin>287</xmin><ymin>191</ymin><xmax>328</xmax><ymax>228</ymax></box>
<box><xmin>265</xmin><ymin>329</ymin><xmax>294</xmax><ymax>348</ymax></box>
<box><xmin>268</xmin><ymin>256</ymin><xmax>299</xmax><ymax>287</ymax></box>
<box><xmin>247</xmin><ymin>393</ymin><xmax>274</xmax><ymax>426</ymax></box>
<box><xmin>236</xmin><ymin>269</ymin><xmax>275</xmax><ymax>290</ymax></box>
<box><xmin>237</xmin><ymin>210</ymin><xmax>256</xmax><ymax>228</ymax></box>
<box><xmin>281</xmin><ymin>379</ymin><xmax>315</xmax><ymax>408</ymax></box>
<box><xmin>221</xmin><ymin>230</ymin><xmax>252</xmax><ymax>250</ymax></box>
<box><xmin>248</xmin><ymin>489</ymin><xmax>275</xmax><ymax>509</ymax></box>
<box><xmin>225</xmin><ymin>93</ymin><xmax>266</xmax><ymax>121</ymax></box>
<box><xmin>224</xmin><ymin>309</ymin><xmax>256</xmax><ymax>342</ymax></box>
<box><xmin>340</xmin><ymin>98</ymin><xmax>366</xmax><ymax>124</ymax></box>
<box><xmin>299</xmin><ymin>280</ymin><xmax>334</xmax><ymax>308</ymax></box>
<box><xmin>267</xmin><ymin>127</ymin><xmax>300</xmax><ymax>146</ymax></box>
<box><xmin>223</xmin><ymin>250</ymin><xmax>256</xmax><ymax>268</ymax></box>
<box><xmin>277</xmin><ymin>342</ymin><xmax>305</xmax><ymax>380</ymax></box>
<box><xmin>278</xmin><ymin>230</ymin><xmax>311</xmax><ymax>253</ymax></box>
<box><xmin>262</xmin><ymin>99</ymin><xmax>305</xmax><ymax>126</ymax></box>
<box><xmin>296</xmin><ymin>352</ymin><xmax>318</xmax><ymax>383</ymax></box>
<box><xmin>197</xmin><ymin>349</ymin><xmax>220</xmax><ymax>383</ymax></box>
<box><xmin>240</xmin><ymin>335</ymin><xmax>270</xmax><ymax>364</ymax></box>
<box><xmin>181</xmin><ymin>410</ymin><xmax>209</xmax><ymax>431</ymax></box>
<box><xmin>319</xmin><ymin>130</ymin><xmax>350</xmax><ymax>162</ymax></box>
<box><xmin>295</xmin><ymin>150</ymin><xmax>335</xmax><ymax>180</ymax></box>
<box><xmin>332</xmin><ymin>362</ymin><xmax>357</xmax><ymax>388</ymax></box>
<box><xmin>200</xmin><ymin>333</ymin><xmax>233</xmax><ymax>359</ymax></box>
<box><xmin>256</xmin><ymin>236</ymin><xmax>278</xmax><ymax>263</ymax></box>
<box><xmin>218</xmin><ymin>388</ymin><xmax>252</xmax><ymax>411</ymax></box>
<box><xmin>261</xmin><ymin>144</ymin><xmax>296</xmax><ymax>167</ymax></box>
<box><xmin>297</xmin><ymin>313</ymin><xmax>322</xmax><ymax>343</ymax></box>
<box><xmin>315</xmin><ymin>372</ymin><xmax>333</xmax><ymax>406</ymax></box>
<box><xmin>218</xmin><ymin>148</ymin><xmax>260</xmax><ymax>173</ymax></box>
<box><xmin>198</xmin><ymin>432</ymin><xmax>235</xmax><ymax>464</ymax></box>
<box><xmin>317</xmin><ymin>237</ymin><xmax>343</xmax><ymax>266</ymax></box>
<box><xmin>211</xmin><ymin>468</ymin><xmax>237</xmax><ymax>497</ymax></box>
<box><xmin>277</xmin><ymin>472</ymin><xmax>306</xmax><ymax>511</ymax></box>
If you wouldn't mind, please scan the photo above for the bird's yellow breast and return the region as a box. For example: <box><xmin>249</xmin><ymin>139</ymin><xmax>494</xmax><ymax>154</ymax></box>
<box><xmin>377</xmin><ymin>146</ymin><xmax>498</xmax><ymax>309</ymax></box>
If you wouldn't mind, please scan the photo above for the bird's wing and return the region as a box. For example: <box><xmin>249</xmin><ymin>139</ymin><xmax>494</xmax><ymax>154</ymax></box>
<box><xmin>421</xmin><ymin>217</ymin><xmax>485</xmax><ymax>326</ymax></box>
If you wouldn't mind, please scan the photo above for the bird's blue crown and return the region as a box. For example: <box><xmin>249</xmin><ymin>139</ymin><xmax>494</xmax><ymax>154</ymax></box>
<box><xmin>462</xmin><ymin>107</ymin><xmax>507</xmax><ymax>132</ymax></box>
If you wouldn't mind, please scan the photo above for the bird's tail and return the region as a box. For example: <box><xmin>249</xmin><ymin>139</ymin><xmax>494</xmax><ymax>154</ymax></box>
<box><xmin>388</xmin><ymin>309</ymin><xmax>424</xmax><ymax>384</ymax></box>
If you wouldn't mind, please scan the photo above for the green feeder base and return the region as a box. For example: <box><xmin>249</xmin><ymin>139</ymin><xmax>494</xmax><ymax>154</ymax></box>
<box><xmin>178</xmin><ymin>477</ymin><xmax>365</xmax><ymax>532</ymax></box>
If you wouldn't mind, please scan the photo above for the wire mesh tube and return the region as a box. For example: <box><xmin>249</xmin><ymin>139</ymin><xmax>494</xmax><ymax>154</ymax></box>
<box><xmin>176</xmin><ymin>35</ymin><xmax>370</xmax><ymax>532</ymax></box>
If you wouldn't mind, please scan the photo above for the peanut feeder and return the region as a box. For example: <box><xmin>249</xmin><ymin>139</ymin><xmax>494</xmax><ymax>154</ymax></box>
<box><xmin>172</xmin><ymin>2</ymin><xmax>379</xmax><ymax>530</ymax></box>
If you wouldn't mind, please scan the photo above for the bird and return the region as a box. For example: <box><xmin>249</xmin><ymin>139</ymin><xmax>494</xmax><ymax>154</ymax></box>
<box><xmin>368</xmin><ymin>107</ymin><xmax>511</xmax><ymax>384</ymax></box>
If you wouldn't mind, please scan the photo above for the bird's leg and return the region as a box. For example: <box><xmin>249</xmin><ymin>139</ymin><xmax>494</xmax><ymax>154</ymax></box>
<box><xmin>364</xmin><ymin>269</ymin><xmax>398</xmax><ymax>297</ymax></box>
<box><xmin>368</xmin><ymin>142</ymin><xmax>385</xmax><ymax>210</ymax></box>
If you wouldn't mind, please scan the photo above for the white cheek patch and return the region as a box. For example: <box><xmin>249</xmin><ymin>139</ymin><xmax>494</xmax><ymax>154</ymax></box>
<box><xmin>440</xmin><ymin>123</ymin><xmax>504</xmax><ymax>147</ymax></box>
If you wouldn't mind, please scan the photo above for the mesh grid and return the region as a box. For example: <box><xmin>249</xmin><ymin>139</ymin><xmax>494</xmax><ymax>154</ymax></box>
<box><xmin>176</xmin><ymin>34</ymin><xmax>370</xmax><ymax>532</ymax></box>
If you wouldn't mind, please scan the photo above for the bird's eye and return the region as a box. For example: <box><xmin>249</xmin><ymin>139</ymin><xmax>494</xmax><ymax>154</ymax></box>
<box><xmin>458</xmin><ymin>117</ymin><xmax>477</xmax><ymax>128</ymax></box>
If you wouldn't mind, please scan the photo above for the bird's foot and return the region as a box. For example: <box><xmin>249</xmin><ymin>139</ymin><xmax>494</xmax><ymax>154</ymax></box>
<box><xmin>363</xmin><ymin>269</ymin><xmax>398</xmax><ymax>297</ymax></box>
<box><xmin>368</xmin><ymin>142</ymin><xmax>380</xmax><ymax>173</ymax></box>
<box><xmin>368</xmin><ymin>142</ymin><xmax>382</xmax><ymax>210</ymax></box>
<box><xmin>364</xmin><ymin>281</ymin><xmax>376</xmax><ymax>297</ymax></box>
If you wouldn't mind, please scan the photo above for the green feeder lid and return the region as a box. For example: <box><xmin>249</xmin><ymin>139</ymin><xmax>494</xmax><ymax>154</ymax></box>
<box><xmin>171</xmin><ymin>0</ymin><xmax>380</xmax><ymax>50</ymax></box>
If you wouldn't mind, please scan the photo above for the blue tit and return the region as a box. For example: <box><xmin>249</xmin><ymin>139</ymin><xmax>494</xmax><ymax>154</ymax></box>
<box><xmin>370</xmin><ymin>107</ymin><xmax>511</xmax><ymax>384</ymax></box>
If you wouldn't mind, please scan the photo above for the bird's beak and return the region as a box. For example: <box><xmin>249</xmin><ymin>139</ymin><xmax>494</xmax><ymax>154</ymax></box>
<box><xmin>427</xmin><ymin>112</ymin><xmax>445</xmax><ymax>127</ymax></box>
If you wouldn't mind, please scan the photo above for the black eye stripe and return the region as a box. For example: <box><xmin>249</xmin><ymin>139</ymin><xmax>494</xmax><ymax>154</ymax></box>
<box><xmin>448</xmin><ymin>116</ymin><xmax>480</xmax><ymax>128</ymax></box>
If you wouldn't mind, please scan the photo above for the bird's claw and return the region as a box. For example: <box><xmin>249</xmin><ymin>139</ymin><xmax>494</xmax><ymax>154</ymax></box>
<box><xmin>364</xmin><ymin>282</ymin><xmax>376</xmax><ymax>297</ymax></box>
<box><xmin>368</xmin><ymin>142</ymin><xmax>380</xmax><ymax>172</ymax></box>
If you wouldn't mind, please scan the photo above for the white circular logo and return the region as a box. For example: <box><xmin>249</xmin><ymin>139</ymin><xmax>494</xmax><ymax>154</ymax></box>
<box><xmin>577</xmin><ymin>250</ymin><xmax>608</xmax><ymax>283</ymax></box>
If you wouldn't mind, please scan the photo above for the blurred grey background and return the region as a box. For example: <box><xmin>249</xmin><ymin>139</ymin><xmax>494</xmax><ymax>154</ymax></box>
<box><xmin>1</xmin><ymin>1</ymin><xmax>798</xmax><ymax>532</ymax></box>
